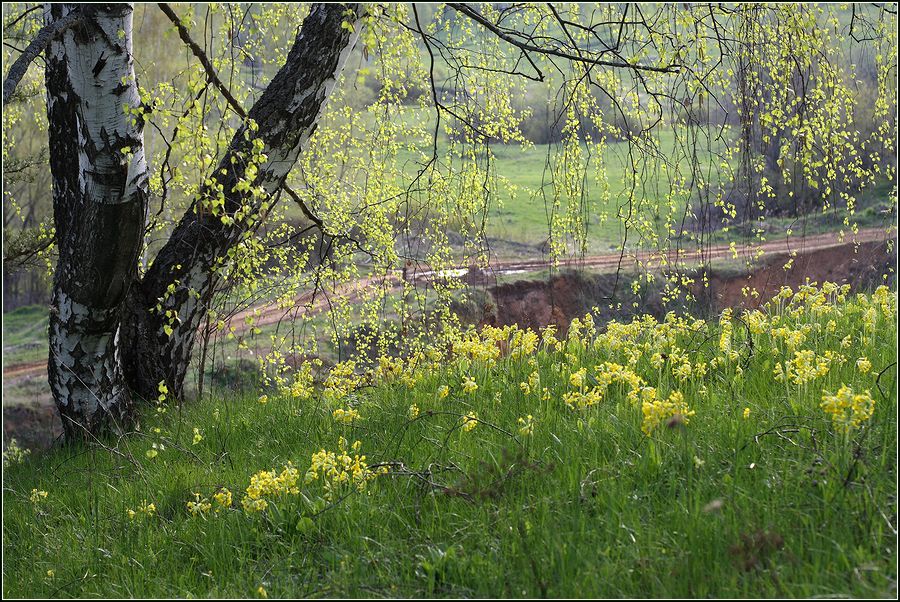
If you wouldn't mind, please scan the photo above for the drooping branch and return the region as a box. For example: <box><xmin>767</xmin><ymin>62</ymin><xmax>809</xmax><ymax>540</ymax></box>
<box><xmin>447</xmin><ymin>3</ymin><xmax>681</xmax><ymax>75</ymax></box>
<box><xmin>3</xmin><ymin>9</ymin><xmax>82</xmax><ymax>104</ymax></box>
<box><xmin>156</xmin><ymin>3</ymin><xmax>247</xmax><ymax>120</ymax></box>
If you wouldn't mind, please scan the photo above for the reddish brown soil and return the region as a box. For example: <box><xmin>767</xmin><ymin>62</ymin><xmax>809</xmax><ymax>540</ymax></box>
<box><xmin>2</xmin><ymin>403</ymin><xmax>62</xmax><ymax>452</ymax></box>
<box><xmin>2</xmin><ymin>360</ymin><xmax>45</xmax><ymax>382</ymax></box>
<box><xmin>484</xmin><ymin>273</ymin><xmax>584</xmax><ymax>334</ymax></box>
<box><xmin>706</xmin><ymin>239</ymin><xmax>895</xmax><ymax>310</ymax></box>
<box><xmin>479</xmin><ymin>237</ymin><xmax>895</xmax><ymax>335</ymax></box>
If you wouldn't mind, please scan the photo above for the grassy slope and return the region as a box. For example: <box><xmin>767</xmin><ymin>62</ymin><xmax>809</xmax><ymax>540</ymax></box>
<box><xmin>2</xmin><ymin>285</ymin><xmax>897</xmax><ymax>598</ymax></box>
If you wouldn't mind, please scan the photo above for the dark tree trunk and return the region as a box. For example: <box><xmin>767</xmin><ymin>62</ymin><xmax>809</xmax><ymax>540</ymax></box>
<box><xmin>121</xmin><ymin>4</ymin><xmax>362</xmax><ymax>401</ymax></box>
<box><xmin>44</xmin><ymin>4</ymin><xmax>149</xmax><ymax>438</ymax></box>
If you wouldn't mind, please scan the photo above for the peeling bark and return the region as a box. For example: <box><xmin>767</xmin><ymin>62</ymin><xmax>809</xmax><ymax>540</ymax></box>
<box><xmin>45</xmin><ymin>4</ymin><xmax>148</xmax><ymax>438</ymax></box>
<box><xmin>122</xmin><ymin>3</ymin><xmax>362</xmax><ymax>400</ymax></box>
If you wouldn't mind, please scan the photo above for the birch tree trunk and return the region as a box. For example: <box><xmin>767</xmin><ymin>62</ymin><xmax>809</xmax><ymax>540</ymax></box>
<box><xmin>42</xmin><ymin>2</ymin><xmax>361</xmax><ymax>437</ymax></box>
<box><xmin>45</xmin><ymin>4</ymin><xmax>149</xmax><ymax>438</ymax></box>
<box><xmin>121</xmin><ymin>4</ymin><xmax>362</xmax><ymax>401</ymax></box>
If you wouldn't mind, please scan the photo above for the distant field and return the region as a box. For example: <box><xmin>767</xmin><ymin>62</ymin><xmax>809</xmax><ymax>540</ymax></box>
<box><xmin>2</xmin><ymin>305</ymin><xmax>48</xmax><ymax>367</ymax></box>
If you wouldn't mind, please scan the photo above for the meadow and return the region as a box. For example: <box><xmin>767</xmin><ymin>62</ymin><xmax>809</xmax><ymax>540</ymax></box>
<box><xmin>3</xmin><ymin>282</ymin><xmax>896</xmax><ymax>597</ymax></box>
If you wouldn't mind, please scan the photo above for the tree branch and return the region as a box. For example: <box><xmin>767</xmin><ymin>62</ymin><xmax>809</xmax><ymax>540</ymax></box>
<box><xmin>447</xmin><ymin>3</ymin><xmax>680</xmax><ymax>74</ymax></box>
<box><xmin>157</xmin><ymin>3</ymin><xmax>321</xmax><ymax>229</ymax></box>
<box><xmin>156</xmin><ymin>3</ymin><xmax>247</xmax><ymax>119</ymax></box>
<box><xmin>2</xmin><ymin>10</ymin><xmax>82</xmax><ymax>104</ymax></box>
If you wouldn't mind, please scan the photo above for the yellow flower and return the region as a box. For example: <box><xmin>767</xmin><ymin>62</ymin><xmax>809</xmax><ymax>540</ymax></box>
<box><xmin>743</xmin><ymin>407</ymin><xmax>751</xmax><ymax>419</ymax></box>
<box><xmin>30</xmin><ymin>489</ymin><xmax>48</xmax><ymax>503</ymax></box>
<box><xmin>46</xmin><ymin>570</ymin><xmax>54</xmax><ymax>579</ymax></box>
<box><xmin>257</xmin><ymin>585</ymin><xmax>268</xmax><ymax>598</ymax></box>
<box><xmin>569</xmin><ymin>367</ymin><xmax>587</xmax><ymax>389</ymax></box>
<box><xmin>157</xmin><ymin>380</ymin><xmax>168</xmax><ymax>403</ymax></box>
<box><xmin>462</xmin><ymin>376</ymin><xmax>478</xmax><ymax>395</ymax></box>
<box><xmin>437</xmin><ymin>385</ymin><xmax>450</xmax><ymax>399</ymax></box>
<box><xmin>408</xmin><ymin>404</ymin><xmax>419</xmax><ymax>419</ymax></box>
<box><xmin>332</xmin><ymin>407</ymin><xmax>360</xmax><ymax>424</ymax></box>
<box><xmin>2</xmin><ymin>438</ymin><xmax>30</xmax><ymax>467</ymax></box>
<box><xmin>214</xmin><ymin>488</ymin><xmax>232</xmax><ymax>511</ymax></box>
<box><xmin>258</xmin><ymin>395</ymin><xmax>269</xmax><ymax>405</ymax></box>
<box><xmin>303</xmin><ymin>439</ymin><xmax>383</xmax><ymax>499</ymax></box>
<box><xmin>461</xmin><ymin>412</ymin><xmax>478</xmax><ymax>432</ymax></box>
<box><xmin>641</xmin><ymin>391</ymin><xmax>695</xmax><ymax>435</ymax></box>
<box><xmin>186</xmin><ymin>493</ymin><xmax>212</xmax><ymax>516</ymax></box>
<box><xmin>517</xmin><ymin>415</ymin><xmax>535</xmax><ymax>437</ymax></box>
<box><xmin>821</xmin><ymin>385</ymin><xmax>875</xmax><ymax>433</ymax></box>
<box><xmin>145</xmin><ymin>448</ymin><xmax>158</xmax><ymax>459</ymax></box>
<box><xmin>192</xmin><ymin>427</ymin><xmax>203</xmax><ymax>445</ymax></box>
<box><xmin>856</xmin><ymin>357</ymin><xmax>872</xmax><ymax>374</ymax></box>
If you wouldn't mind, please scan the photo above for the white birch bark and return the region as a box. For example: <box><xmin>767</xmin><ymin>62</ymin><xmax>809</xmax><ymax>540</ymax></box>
<box><xmin>45</xmin><ymin>4</ymin><xmax>149</xmax><ymax>437</ymax></box>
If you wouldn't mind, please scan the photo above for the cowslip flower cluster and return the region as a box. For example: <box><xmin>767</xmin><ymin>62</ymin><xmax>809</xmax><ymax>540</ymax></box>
<box><xmin>242</xmin><ymin>462</ymin><xmax>301</xmax><ymax>512</ymax></box>
<box><xmin>856</xmin><ymin>357</ymin><xmax>872</xmax><ymax>374</ymax></box>
<box><xmin>821</xmin><ymin>385</ymin><xmax>875</xmax><ymax>433</ymax></box>
<box><xmin>519</xmin><ymin>369</ymin><xmax>540</xmax><ymax>395</ymax></box>
<box><xmin>452</xmin><ymin>326</ymin><xmax>504</xmax><ymax>365</ymax></box>
<box><xmin>565</xmin><ymin>361</ymin><xmax>646</xmax><ymax>410</ymax></box>
<box><xmin>305</xmin><ymin>437</ymin><xmax>385</xmax><ymax>499</ymax></box>
<box><xmin>127</xmin><ymin>499</ymin><xmax>157</xmax><ymax>520</ymax></box>
<box><xmin>569</xmin><ymin>367</ymin><xmax>587</xmax><ymax>389</ymax></box>
<box><xmin>184</xmin><ymin>487</ymin><xmax>233</xmax><ymax>516</ymax></box>
<box><xmin>517</xmin><ymin>415</ymin><xmax>535</xmax><ymax>437</ymax></box>
<box><xmin>461</xmin><ymin>412</ymin><xmax>479</xmax><ymax>432</ymax></box>
<box><xmin>563</xmin><ymin>386</ymin><xmax>604</xmax><ymax>410</ymax></box>
<box><xmin>323</xmin><ymin>360</ymin><xmax>361</xmax><ymax>401</ymax></box>
<box><xmin>30</xmin><ymin>489</ymin><xmax>48</xmax><ymax>504</ymax></box>
<box><xmin>641</xmin><ymin>390</ymin><xmax>695</xmax><ymax>435</ymax></box>
<box><xmin>146</xmin><ymin>441</ymin><xmax>165</xmax><ymax>459</ymax></box>
<box><xmin>213</xmin><ymin>488</ymin><xmax>232</xmax><ymax>511</ymax></box>
<box><xmin>508</xmin><ymin>328</ymin><xmax>539</xmax><ymax>358</ymax></box>
<box><xmin>373</xmin><ymin>351</ymin><xmax>427</xmax><ymax>389</ymax></box>
<box><xmin>187</xmin><ymin>493</ymin><xmax>212</xmax><ymax>516</ymax></box>
<box><xmin>718</xmin><ymin>308</ymin><xmax>734</xmax><ymax>356</ymax></box>
<box><xmin>332</xmin><ymin>407</ymin><xmax>361</xmax><ymax>424</ymax></box>
<box><xmin>287</xmin><ymin>363</ymin><xmax>316</xmax><ymax>400</ymax></box>
<box><xmin>774</xmin><ymin>349</ymin><xmax>831</xmax><ymax>385</ymax></box>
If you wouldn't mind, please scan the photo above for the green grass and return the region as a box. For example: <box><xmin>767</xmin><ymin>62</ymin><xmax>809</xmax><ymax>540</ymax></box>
<box><xmin>1</xmin><ymin>304</ymin><xmax>48</xmax><ymax>367</ymax></box>
<box><xmin>3</xmin><ymin>284</ymin><xmax>896</xmax><ymax>597</ymax></box>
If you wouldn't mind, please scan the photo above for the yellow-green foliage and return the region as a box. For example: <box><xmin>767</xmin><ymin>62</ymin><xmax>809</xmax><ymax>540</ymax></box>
<box><xmin>6</xmin><ymin>4</ymin><xmax>895</xmax><ymax>384</ymax></box>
